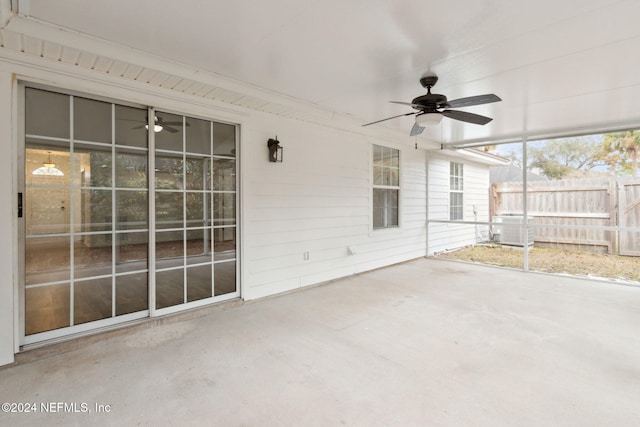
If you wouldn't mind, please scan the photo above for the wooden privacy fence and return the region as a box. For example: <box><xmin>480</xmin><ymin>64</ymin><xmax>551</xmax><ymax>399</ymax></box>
<box><xmin>619</xmin><ymin>179</ymin><xmax>640</xmax><ymax>256</ymax></box>
<box><xmin>490</xmin><ymin>177</ymin><xmax>640</xmax><ymax>256</ymax></box>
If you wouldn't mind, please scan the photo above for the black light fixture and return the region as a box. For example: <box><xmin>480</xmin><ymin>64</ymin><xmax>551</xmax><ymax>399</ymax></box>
<box><xmin>268</xmin><ymin>137</ymin><xmax>283</xmax><ymax>163</ymax></box>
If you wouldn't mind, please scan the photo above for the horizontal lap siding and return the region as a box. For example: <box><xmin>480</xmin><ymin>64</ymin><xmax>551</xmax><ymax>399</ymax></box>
<box><xmin>427</xmin><ymin>152</ymin><xmax>490</xmax><ymax>255</ymax></box>
<box><xmin>243</xmin><ymin>115</ymin><xmax>427</xmax><ymax>299</ymax></box>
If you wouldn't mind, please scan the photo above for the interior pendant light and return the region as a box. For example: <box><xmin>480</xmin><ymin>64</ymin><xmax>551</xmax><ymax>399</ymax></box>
<box><xmin>32</xmin><ymin>152</ymin><xmax>64</xmax><ymax>176</ymax></box>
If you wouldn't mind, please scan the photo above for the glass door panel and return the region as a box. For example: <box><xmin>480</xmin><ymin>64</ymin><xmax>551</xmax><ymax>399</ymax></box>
<box><xmin>187</xmin><ymin>264</ymin><xmax>212</xmax><ymax>302</ymax></box>
<box><xmin>156</xmin><ymin>269</ymin><xmax>184</xmax><ymax>309</ymax></box>
<box><xmin>24</xmin><ymin>88</ymin><xmax>150</xmax><ymax>341</ymax></box>
<box><xmin>73</xmin><ymin>277</ymin><xmax>112</xmax><ymax>325</ymax></box>
<box><xmin>25</xmin><ymin>283</ymin><xmax>70</xmax><ymax>335</ymax></box>
<box><xmin>214</xmin><ymin>261</ymin><xmax>236</xmax><ymax>296</ymax></box>
<box><xmin>116</xmin><ymin>272</ymin><xmax>148</xmax><ymax>316</ymax></box>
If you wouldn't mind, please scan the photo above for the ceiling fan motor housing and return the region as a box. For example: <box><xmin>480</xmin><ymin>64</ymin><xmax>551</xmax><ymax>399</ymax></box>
<box><xmin>412</xmin><ymin>93</ymin><xmax>448</xmax><ymax>109</ymax></box>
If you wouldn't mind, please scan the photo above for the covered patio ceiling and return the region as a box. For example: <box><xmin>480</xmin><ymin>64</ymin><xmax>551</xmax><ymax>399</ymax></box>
<box><xmin>4</xmin><ymin>0</ymin><xmax>640</xmax><ymax>146</ymax></box>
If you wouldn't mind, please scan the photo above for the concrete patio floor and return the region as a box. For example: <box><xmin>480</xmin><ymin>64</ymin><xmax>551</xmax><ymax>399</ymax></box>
<box><xmin>1</xmin><ymin>258</ymin><xmax>639</xmax><ymax>426</ymax></box>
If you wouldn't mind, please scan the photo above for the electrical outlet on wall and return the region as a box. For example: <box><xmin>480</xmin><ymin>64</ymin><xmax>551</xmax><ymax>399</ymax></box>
<box><xmin>303</xmin><ymin>251</ymin><xmax>310</xmax><ymax>261</ymax></box>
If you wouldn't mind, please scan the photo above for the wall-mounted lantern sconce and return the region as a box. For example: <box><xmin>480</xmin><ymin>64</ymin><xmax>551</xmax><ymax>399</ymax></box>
<box><xmin>268</xmin><ymin>137</ymin><xmax>283</xmax><ymax>163</ymax></box>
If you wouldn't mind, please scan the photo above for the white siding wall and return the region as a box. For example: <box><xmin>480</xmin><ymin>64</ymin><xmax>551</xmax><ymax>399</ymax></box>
<box><xmin>242</xmin><ymin>115</ymin><xmax>428</xmax><ymax>299</ymax></box>
<box><xmin>427</xmin><ymin>152</ymin><xmax>491</xmax><ymax>255</ymax></box>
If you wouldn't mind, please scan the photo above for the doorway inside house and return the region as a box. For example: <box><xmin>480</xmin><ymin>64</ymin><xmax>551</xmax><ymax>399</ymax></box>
<box><xmin>20</xmin><ymin>86</ymin><xmax>239</xmax><ymax>345</ymax></box>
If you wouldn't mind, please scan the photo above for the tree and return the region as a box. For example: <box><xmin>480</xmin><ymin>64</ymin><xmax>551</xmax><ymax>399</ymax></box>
<box><xmin>527</xmin><ymin>136</ymin><xmax>608</xmax><ymax>179</ymax></box>
<box><xmin>602</xmin><ymin>131</ymin><xmax>640</xmax><ymax>177</ymax></box>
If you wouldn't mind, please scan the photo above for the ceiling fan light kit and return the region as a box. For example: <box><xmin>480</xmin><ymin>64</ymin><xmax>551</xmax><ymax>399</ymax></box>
<box><xmin>363</xmin><ymin>72</ymin><xmax>501</xmax><ymax>135</ymax></box>
<box><xmin>415</xmin><ymin>113</ymin><xmax>443</xmax><ymax>125</ymax></box>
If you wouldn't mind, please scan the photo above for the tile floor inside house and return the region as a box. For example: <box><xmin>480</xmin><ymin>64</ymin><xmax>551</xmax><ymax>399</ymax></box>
<box><xmin>2</xmin><ymin>258</ymin><xmax>640</xmax><ymax>426</ymax></box>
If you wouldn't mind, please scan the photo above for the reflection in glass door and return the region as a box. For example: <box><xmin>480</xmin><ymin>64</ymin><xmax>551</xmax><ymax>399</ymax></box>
<box><xmin>22</xmin><ymin>86</ymin><xmax>239</xmax><ymax>344</ymax></box>
<box><xmin>154</xmin><ymin>112</ymin><xmax>237</xmax><ymax>311</ymax></box>
<box><xmin>23</xmin><ymin>88</ymin><xmax>150</xmax><ymax>340</ymax></box>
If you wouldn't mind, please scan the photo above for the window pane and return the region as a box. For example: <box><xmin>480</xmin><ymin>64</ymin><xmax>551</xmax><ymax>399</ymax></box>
<box><xmin>156</xmin><ymin>230</ymin><xmax>184</xmax><ymax>269</ymax></box>
<box><xmin>213</xmin><ymin>227</ymin><xmax>236</xmax><ymax>259</ymax></box>
<box><xmin>186</xmin><ymin>193</ymin><xmax>205</xmax><ymax>227</ymax></box>
<box><xmin>373</xmin><ymin>165</ymin><xmax>383</xmax><ymax>186</ymax></box>
<box><xmin>25</xmin><ymin>88</ymin><xmax>70</xmax><ymax>139</ymax></box>
<box><xmin>185</xmin><ymin>156</ymin><xmax>207</xmax><ymax>190</ymax></box>
<box><xmin>387</xmin><ymin>190</ymin><xmax>399</xmax><ymax>227</ymax></box>
<box><xmin>116</xmin><ymin>232</ymin><xmax>148</xmax><ymax>274</ymax></box>
<box><xmin>450</xmin><ymin>162</ymin><xmax>464</xmax><ymax>191</ymax></box>
<box><xmin>155</xmin><ymin>154</ymin><xmax>183</xmax><ymax>190</ymax></box>
<box><xmin>25</xmin><ymin>283</ymin><xmax>70</xmax><ymax>335</ymax></box>
<box><xmin>373</xmin><ymin>145</ymin><xmax>383</xmax><ymax>166</ymax></box>
<box><xmin>26</xmin><ymin>187</ymin><xmax>70</xmax><ymax>235</ymax></box>
<box><xmin>387</xmin><ymin>207</ymin><xmax>399</xmax><ymax>227</ymax></box>
<box><xmin>74</xmin><ymin>277</ymin><xmax>112</xmax><ymax>325</ymax></box>
<box><xmin>373</xmin><ymin>207</ymin><xmax>385</xmax><ymax>229</ymax></box>
<box><xmin>186</xmin><ymin>117</ymin><xmax>211</xmax><ymax>155</ymax></box>
<box><xmin>382</xmin><ymin>146</ymin><xmax>391</xmax><ymax>167</ymax></box>
<box><xmin>214</xmin><ymin>261</ymin><xmax>236</xmax><ymax>296</ymax></box>
<box><xmin>74</xmin><ymin>144</ymin><xmax>112</xmax><ymax>188</ymax></box>
<box><xmin>116</xmin><ymin>190</ymin><xmax>147</xmax><ymax>230</ymax></box>
<box><xmin>27</xmin><ymin>146</ymin><xmax>69</xmax><ymax>181</ymax></box>
<box><xmin>74</xmin><ymin>234</ymin><xmax>112</xmax><ymax>278</ymax></box>
<box><xmin>115</xmin><ymin>105</ymin><xmax>148</xmax><ymax>148</ymax></box>
<box><xmin>116</xmin><ymin>150</ymin><xmax>147</xmax><ymax>188</ymax></box>
<box><xmin>74</xmin><ymin>97</ymin><xmax>111</xmax><ymax>143</ymax></box>
<box><xmin>78</xmin><ymin>189</ymin><xmax>112</xmax><ymax>232</ymax></box>
<box><xmin>155</xmin><ymin>112</ymin><xmax>183</xmax><ymax>151</ymax></box>
<box><xmin>25</xmin><ymin>237</ymin><xmax>70</xmax><ymax>285</ymax></box>
<box><xmin>156</xmin><ymin>268</ymin><xmax>184</xmax><ymax>309</ymax></box>
<box><xmin>450</xmin><ymin>192</ymin><xmax>463</xmax><ymax>221</ymax></box>
<box><xmin>212</xmin><ymin>158</ymin><xmax>235</xmax><ymax>191</ymax></box>
<box><xmin>213</xmin><ymin>193</ymin><xmax>236</xmax><ymax>226</ymax></box>
<box><xmin>373</xmin><ymin>189</ymin><xmax>399</xmax><ymax>228</ymax></box>
<box><xmin>186</xmin><ymin>228</ymin><xmax>210</xmax><ymax>265</ymax></box>
<box><xmin>390</xmin><ymin>149</ymin><xmax>399</xmax><ymax>169</ymax></box>
<box><xmin>212</xmin><ymin>122</ymin><xmax>236</xmax><ymax>157</ymax></box>
<box><xmin>187</xmin><ymin>264</ymin><xmax>212</xmax><ymax>302</ymax></box>
<box><xmin>391</xmin><ymin>169</ymin><xmax>399</xmax><ymax>187</ymax></box>
<box><xmin>116</xmin><ymin>272</ymin><xmax>148</xmax><ymax>315</ymax></box>
<box><xmin>156</xmin><ymin>192</ymin><xmax>184</xmax><ymax>229</ymax></box>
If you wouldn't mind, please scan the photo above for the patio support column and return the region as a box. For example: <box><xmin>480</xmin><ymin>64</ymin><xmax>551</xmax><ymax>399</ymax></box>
<box><xmin>522</xmin><ymin>137</ymin><xmax>529</xmax><ymax>272</ymax></box>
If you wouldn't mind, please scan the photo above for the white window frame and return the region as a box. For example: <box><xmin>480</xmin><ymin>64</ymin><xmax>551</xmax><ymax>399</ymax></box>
<box><xmin>372</xmin><ymin>144</ymin><xmax>400</xmax><ymax>230</ymax></box>
<box><xmin>449</xmin><ymin>161</ymin><xmax>464</xmax><ymax>221</ymax></box>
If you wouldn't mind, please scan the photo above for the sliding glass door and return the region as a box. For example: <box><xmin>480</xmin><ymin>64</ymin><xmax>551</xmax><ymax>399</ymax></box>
<box><xmin>21</xmin><ymin>86</ymin><xmax>238</xmax><ymax>344</ymax></box>
<box><xmin>153</xmin><ymin>112</ymin><xmax>238</xmax><ymax>311</ymax></box>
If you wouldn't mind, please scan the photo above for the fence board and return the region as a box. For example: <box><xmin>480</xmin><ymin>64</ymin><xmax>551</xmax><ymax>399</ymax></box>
<box><xmin>491</xmin><ymin>178</ymin><xmax>617</xmax><ymax>254</ymax></box>
<box><xmin>619</xmin><ymin>180</ymin><xmax>640</xmax><ymax>256</ymax></box>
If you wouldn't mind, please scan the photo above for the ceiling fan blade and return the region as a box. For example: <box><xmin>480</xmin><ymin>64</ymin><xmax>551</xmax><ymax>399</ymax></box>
<box><xmin>131</xmin><ymin>124</ymin><xmax>146</xmax><ymax>130</ymax></box>
<box><xmin>363</xmin><ymin>111</ymin><xmax>416</xmax><ymax>127</ymax></box>
<box><xmin>389</xmin><ymin>101</ymin><xmax>423</xmax><ymax>109</ymax></box>
<box><xmin>410</xmin><ymin>122</ymin><xmax>425</xmax><ymax>136</ymax></box>
<box><xmin>446</xmin><ymin>94</ymin><xmax>501</xmax><ymax>109</ymax></box>
<box><xmin>441</xmin><ymin>110</ymin><xmax>493</xmax><ymax>125</ymax></box>
<box><xmin>163</xmin><ymin>126</ymin><xmax>179</xmax><ymax>133</ymax></box>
